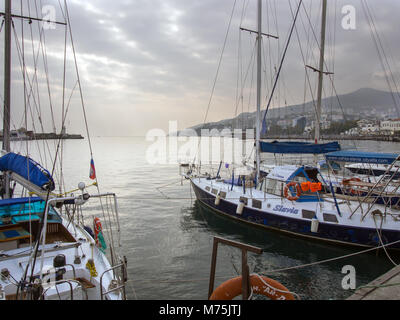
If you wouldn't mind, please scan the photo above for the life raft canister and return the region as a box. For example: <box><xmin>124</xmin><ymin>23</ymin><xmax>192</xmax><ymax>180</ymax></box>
<box><xmin>301</xmin><ymin>181</ymin><xmax>311</xmax><ymax>192</ymax></box>
<box><xmin>310</xmin><ymin>182</ymin><xmax>322</xmax><ymax>193</ymax></box>
<box><xmin>209</xmin><ymin>274</ymin><xmax>295</xmax><ymax>300</ymax></box>
<box><xmin>283</xmin><ymin>182</ymin><xmax>302</xmax><ymax>201</ymax></box>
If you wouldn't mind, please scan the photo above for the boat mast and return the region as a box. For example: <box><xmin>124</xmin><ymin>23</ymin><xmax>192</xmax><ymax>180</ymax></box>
<box><xmin>315</xmin><ymin>0</ymin><xmax>327</xmax><ymax>145</ymax></box>
<box><xmin>255</xmin><ymin>0</ymin><xmax>262</xmax><ymax>183</ymax></box>
<box><xmin>2</xmin><ymin>0</ymin><xmax>11</xmax><ymax>198</ymax></box>
<box><xmin>3</xmin><ymin>0</ymin><xmax>11</xmax><ymax>153</ymax></box>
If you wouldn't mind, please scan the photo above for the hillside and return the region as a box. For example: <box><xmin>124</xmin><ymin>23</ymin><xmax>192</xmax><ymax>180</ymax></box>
<box><xmin>180</xmin><ymin>88</ymin><xmax>400</xmax><ymax>136</ymax></box>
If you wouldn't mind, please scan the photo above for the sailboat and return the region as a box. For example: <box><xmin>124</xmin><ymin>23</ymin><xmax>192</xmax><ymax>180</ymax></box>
<box><xmin>0</xmin><ymin>1</ymin><xmax>127</xmax><ymax>300</ymax></box>
<box><xmin>183</xmin><ymin>0</ymin><xmax>400</xmax><ymax>250</ymax></box>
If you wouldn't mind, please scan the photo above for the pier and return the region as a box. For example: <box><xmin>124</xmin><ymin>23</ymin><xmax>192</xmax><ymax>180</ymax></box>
<box><xmin>347</xmin><ymin>265</ymin><xmax>400</xmax><ymax>300</ymax></box>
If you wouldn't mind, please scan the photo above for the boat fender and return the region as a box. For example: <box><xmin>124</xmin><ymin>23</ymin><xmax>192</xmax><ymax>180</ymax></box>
<box><xmin>209</xmin><ymin>274</ymin><xmax>295</xmax><ymax>300</ymax></box>
<box><xmin>311</xmin><ymin>218</ymin><xmax>319</xmax><ymax>233</ymax></box>
<box><xmin>215</xmin><ymin>194</ymin><xmax>221</xmax><ymax>206</ymax></box>
<box><xmin>236</xmin><ymin>201</ymin><xmax>245</xmax><ymax>215</ymax></box>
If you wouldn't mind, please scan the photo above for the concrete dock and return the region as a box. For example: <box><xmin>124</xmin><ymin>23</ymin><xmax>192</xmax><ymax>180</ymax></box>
<box><xmin>347</xmin><ymin>265</ymin><xmax>400</xmax><ymax>300</ymax></box>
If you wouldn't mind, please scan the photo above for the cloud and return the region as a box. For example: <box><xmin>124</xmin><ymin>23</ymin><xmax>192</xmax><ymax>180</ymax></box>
<box><xmin>1</xmin><ymin>0</ymin><xmax>400</xmax><ymax>136</ymax></box>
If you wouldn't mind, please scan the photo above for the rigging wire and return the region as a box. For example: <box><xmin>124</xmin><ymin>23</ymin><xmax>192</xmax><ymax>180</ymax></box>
<box><xmin>63</xmin><ymin>0</ymin><xmax>120</xmax><ymax>260</ymax></box>
<box><xmin>261</xmin><ymin>0</ymin><xmax>302</xmax><ymax>129</ymax></box>
<box><xmin>361</xmin><ymin>0</ymin><xmax>400</xmax><ymax>118</ymax></box>
<box><xmin>299</xmin><ymin>1</ymin><xmax>357</xmax><ymax>149</ymax></box>
<box><xmin>193</xmin><ymin>0</ymin><xmax>238</xmax><ymax>164</ymax></box>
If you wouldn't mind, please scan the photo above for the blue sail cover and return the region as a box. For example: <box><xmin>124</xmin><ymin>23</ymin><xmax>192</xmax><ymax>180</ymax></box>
<box><xmin>0</xmin><ymin>152</ymin><xmax>55</xmax><ymax>191</ymax></box>
<box><xmin>325</xmin><ymin>150</ymin><xmax>400</xmax><ymax>165</ymax></box>
<box><xmin>260</xmin><ymin>141</ymin><xmax>341</xmax><ymax>154</ymax></box>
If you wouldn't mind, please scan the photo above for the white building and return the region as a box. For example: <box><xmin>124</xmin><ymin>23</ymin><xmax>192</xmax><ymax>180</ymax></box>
<box><xmin>380</xmin><ymin>119</ymin><xmax>400</xmax><ymax>134</ymax></box>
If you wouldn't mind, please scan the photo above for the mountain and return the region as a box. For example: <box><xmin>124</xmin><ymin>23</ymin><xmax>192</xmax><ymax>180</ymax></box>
<box><xmin>180</xmin><ymin>88</ymin><xmax>400</xmax><ymax>136</ymax></box>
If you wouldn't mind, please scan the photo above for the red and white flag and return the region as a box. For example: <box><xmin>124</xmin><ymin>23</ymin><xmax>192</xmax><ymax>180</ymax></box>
<box><xmin>89</xmin><ymin>158</ymin><xmax>96</xmax><ymax>180</ymax></box>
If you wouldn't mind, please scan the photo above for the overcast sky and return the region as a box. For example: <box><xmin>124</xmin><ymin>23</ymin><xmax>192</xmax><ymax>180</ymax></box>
<box><xmin>1</xmin><ymin>0</ymin><xmax>400</xmax><ymax>137</ymax></box>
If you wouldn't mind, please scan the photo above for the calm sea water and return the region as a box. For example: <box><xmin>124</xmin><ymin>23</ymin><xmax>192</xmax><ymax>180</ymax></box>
<box><xmin>10</xmin><ymin>137</ymin><xmax>400</xmax><ymax>300</ymax></box>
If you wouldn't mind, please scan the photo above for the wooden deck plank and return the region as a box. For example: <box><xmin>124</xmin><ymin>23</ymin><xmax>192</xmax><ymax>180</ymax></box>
<box><xmin>347</xmin><ymin>265</ymin><xmax>400</xmax><ymax>300</ymax></box>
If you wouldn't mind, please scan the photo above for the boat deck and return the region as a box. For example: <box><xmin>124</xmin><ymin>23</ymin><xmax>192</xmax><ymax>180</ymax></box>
<box><xmin>347</xmin><ymin>265</ymin><xmax>400</xmax><ymax>300</ymax></box>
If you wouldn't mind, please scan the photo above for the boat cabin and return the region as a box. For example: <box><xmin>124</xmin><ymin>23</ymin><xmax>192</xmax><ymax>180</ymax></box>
<box><xmin>262</xmin><ymin>165</ymin><xmax>324</xmax><ymax>202</ymax></box>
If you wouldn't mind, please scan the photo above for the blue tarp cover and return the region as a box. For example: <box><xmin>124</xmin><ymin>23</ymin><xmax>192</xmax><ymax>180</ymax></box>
<box><xmin>0</xmin><ymin>196</ymin><xmax>42</xmax><ymax>207</ymax></box>
<box><xmin>325</xmin><ymin>150</ymin><xmax>399</xmax><ymax>165</ymax></box>
<box><xmin>260</xmin><ymin>141</ymin><xmax>341</xmax><ymax>154</ymax></box>
<box><xmin>0</xmin><ymin>152</ymin><xmax>55</xmax><ymax>191</ymax></box>
<box><xmin>0</xmin><ymin>197</ymin><xmax>62</xmax><ymax>225</ymax></box>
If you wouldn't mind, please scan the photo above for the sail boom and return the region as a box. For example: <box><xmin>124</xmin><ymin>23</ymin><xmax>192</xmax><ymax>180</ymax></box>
<box><xmin>260</xmin><ymin>141</ymin><xmax>341</xmax><ymax>154</ymax></box>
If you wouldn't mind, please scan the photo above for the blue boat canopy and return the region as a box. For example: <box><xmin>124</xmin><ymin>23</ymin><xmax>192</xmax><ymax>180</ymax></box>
<box><xmin>260</xmin><ymin>141</ymin><xmax>341</xmax><ymax>154</ymax></box>
<box><xmin>325</xmin><ymin>150</ymin><xmax>400</xmax><ymax>165</ymax></box>
<box><xmin>0</xmin><ymin>152</ymin><xmax>55</xmax><ymax>191</ymax></box>
<box><xmin>0</xmin><ymin>196</ymin><xmax>42</xmax><ymax>207</ymax></box>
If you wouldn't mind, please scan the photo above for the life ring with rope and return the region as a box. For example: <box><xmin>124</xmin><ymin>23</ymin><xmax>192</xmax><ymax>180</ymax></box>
<box><xmin>93</xmin><ymin>217</ymin><xmax>103</xmax><ymax>246</ymax></box>
<box><xmin>342</xmin><ymin>177</ymin><xmax>362</xmax><ymax>196</ymax></box>
<box><xmin>283</xmin><ymin>182</ymin><xmax>302</xmax><ymax>201</ymax></box>
<box><xmin>209</xmin><ymin>274</ymin><xmax>295</xmax><ymax>300</ymax></box>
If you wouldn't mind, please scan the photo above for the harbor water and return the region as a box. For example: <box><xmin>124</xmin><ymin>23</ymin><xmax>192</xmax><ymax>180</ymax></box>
<box><xmin>11</xmin><ymin>137</ymin><xmax>400</xmax><ymax>300</ymax></box>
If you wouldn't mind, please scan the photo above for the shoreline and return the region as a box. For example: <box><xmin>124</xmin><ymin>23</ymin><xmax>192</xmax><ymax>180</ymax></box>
<box><xmin>261</xmin><ymin>134</ymin><xmax>400</xmax><ymax>142</ymax></box>
<box><xmin>177</xmin><ymin>132</ymin><xmax>400</xmax><ymax>142</ymax></box>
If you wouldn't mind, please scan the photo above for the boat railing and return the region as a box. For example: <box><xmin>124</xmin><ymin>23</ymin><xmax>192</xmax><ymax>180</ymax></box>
<box><xmin>208</xmin><ymin>236</ymin><xmax>263</xmax><ymax>300</ymax></box>
<box><xmin>40</xmin><ymin>279</ymin><xmax>84</xmax><ymax>300</ymax></box>
<box><xmin>88</xmin><ymin>192</ymin><xmax>122</xmax><ymax>266</ymax></box>
<box><xmin>99</xmin><ymin>259</ymin><xmax>127</xmax><ymax>300</ymax></box>
<box><xmin>58</xmin><ymin>190</ymin><xmax>123</xmax><ymax>269</ymax></box>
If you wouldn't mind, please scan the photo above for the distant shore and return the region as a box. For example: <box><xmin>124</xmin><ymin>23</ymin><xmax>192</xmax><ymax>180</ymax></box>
<box><xmin>178</xmin><ymin>130</ymin><xmax>400</xmax><ymax>142</ymax></box>
<box><xmin>261</xmin><ymin>134</ymin><xmax>400</xmax><ymax>142</ymax></box>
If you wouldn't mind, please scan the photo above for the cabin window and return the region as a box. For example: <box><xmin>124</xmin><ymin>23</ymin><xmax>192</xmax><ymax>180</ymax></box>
<box><xmin>219</xmin><ymin>191</ymin><xmax>227</xmax><ymax>199</ymax></box>
<box><xmin>239</xmin><ymin>196</ymin><xmax>248</xmax><ymax>205</ymax></box>
<box><xmin>292</xmin><ymin>170</ymin><xmax>309</xmax><ymax>185</ymax></box>
<box><xmin>265</xmin><ymin>179</ymin><xmax>277</xmax><ymax>194</ymax></box>
<box><xmin>205</xmin><ymin>186</ymin><xmax>210</xmax><ymax>192</ymax></box>
<box><xmin>292</xmin><ymin>175</ymin><xmax>308</xmax><ymax>184</ymax></box>
<box><xmin>323</xmin><ymin>213</ymin><xmax>338</xmax><ymax>223</ymax></box>
<box><xmin>302</xmin><ymin>210</ymin><xmax>316</xmax><ymax>219</ymax></box>
<box><xmin>252</xmin><ymin>199</ymin><xmax>262</xmax><ymax>209</ymax></box>
<box><xmin>211</xmin><ymin>188</ymin><xmax>218</xmax><ymax>195</ymax></box>
<box><xmin>265</xmin><ymin>179</ymin><xmax>285</xmax><ymax>196</ymax></box>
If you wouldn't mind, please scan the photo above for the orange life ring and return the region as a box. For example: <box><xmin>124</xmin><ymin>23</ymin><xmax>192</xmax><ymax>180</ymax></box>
<box><xmin>93</xmin><ymin>217</ymin><xmax>103</xmax><ymax>244</ymax></box>
<box><xmin>284</xmin><ymin>182</ymin><xmax>301</xmax><ymax>201</ymax></box>
<box><xmin>209</xmin><ymin>275</ymin><xmax>295</xmax><ymax>300</ymax></box>
<box><xmin>342</xmin><ymin>177</ymin><xmax>362</xmax><ymax>195</ymax></box>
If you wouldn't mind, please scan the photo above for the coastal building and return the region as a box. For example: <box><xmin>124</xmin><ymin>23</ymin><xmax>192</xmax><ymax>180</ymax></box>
<box><xmin>380</xmin><ymin>119</ymin><xmax>400</xmax><ymax>134</ymax></box>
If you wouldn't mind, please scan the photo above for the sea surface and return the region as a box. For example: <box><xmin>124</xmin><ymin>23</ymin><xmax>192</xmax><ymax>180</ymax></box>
<box><xmin>10</xmin><ymin>137</ymin><xmax>400</xmax><ymax>300</ymax></box>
